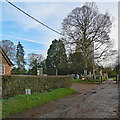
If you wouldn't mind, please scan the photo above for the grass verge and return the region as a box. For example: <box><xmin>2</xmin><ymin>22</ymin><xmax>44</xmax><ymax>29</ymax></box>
<box><xmin>112</xmin><ymin>77</ymin><xmax>116</xmax><ymax>81</ymax></box>
<box><xmin>102</xmin><ymin>78</ymin><xmax>109</xmax><ymax>81</ymax></box>
<box><xmin>72</xmin><ymin>78</ymin><xmax>110</xmax><ymax>84</ymax></box>
<box><xmin>72</xmin><ymin>78</ymin><xmax>101</xmax><ymax>84</ymax></box>
<box><xmin>2</xmin><ymin>88</ymin><xmax>75</xmax><ymax>118</ymax></box>
<box><xmin>72</xmin><ymin>79</ymin><xmax>93</xmax><ymax>83</ymax></box>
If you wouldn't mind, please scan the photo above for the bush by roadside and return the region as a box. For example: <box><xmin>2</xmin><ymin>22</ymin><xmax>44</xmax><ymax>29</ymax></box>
<box><xmin>2</xmin><ymin>75</ymin><xmax>72</xmax><ymax>99</ymax></box>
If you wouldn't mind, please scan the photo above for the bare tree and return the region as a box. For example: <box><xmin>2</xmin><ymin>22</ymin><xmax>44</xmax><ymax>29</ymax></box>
<box><xmin>1</xmin><ymin>40</ymin><xmax>16</xmax><ymax>63</ymax></box>
<box><xmin>27</xmin><ymin>53</ymin><xmax>44</xmax><ymax>68</ymax></box>
<box><xmin>61</xmin><ymin>2</ymin><xmax>115</xmax><ymax>80</ymax></box>
<box><xmin>27</xmin><ymin>53</ymin><xmax>44</xmax><ymax>75</ymax></box>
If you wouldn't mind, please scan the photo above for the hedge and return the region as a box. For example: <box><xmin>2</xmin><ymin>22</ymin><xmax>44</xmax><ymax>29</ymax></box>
<box><xmin>2</xmin><ymin>75</ymin><xmax>72</xmax><ymax>99</ymax></box>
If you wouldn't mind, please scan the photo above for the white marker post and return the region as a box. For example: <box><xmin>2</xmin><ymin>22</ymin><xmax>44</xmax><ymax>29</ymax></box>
<box><xmin>25</xmin><ymin>88</ymin><xmax>31</xmax><ymax>102</ymax></box>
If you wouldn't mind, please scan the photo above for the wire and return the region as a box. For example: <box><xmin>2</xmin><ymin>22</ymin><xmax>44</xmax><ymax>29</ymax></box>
<box><xmin>5</xmin><ymin>0</ymin><xmax>62</xmax><ymax>35</ymax></box>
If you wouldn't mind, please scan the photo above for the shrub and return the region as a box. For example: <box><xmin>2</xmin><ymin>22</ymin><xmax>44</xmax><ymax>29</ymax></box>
<box><xmin>2</xmin><ymin>75</ymin><xmax>72</xmax><ymax>99</ymax></box>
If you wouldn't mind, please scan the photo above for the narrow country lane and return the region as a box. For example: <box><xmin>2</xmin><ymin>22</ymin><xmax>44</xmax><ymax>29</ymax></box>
<box><xmin>9</xmin><ymin>79</ymin><xmax>119</xmax><ymax>119</ymax></box>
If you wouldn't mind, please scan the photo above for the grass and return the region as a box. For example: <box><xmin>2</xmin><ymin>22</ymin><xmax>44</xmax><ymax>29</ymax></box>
<box><xmin>112</xmin><ymin>77</ymin><xmax>116</xmax><ymax>81</ymax></box>
<box><xmin>72</xmin><ymin>78</ymin><xmax>100</xmax><ymax>84</ymax></box>
<box><xmin>72</xmin><ymin>79</ymin><xmax>93</xmax><ymax>83</ymax></box>
<box><xmin>106</xmin><ymin>77</ymin><xmax>116</xmax><ymax>81</ymax></box>
<box><xmin>102</xmin><ymin>78</ymin><xmax>109</xmax><ymax>81</ymax></box>
<box><xmin>2</xmin><ymin>88</ymin><xmax>75</xmax><ymax>118</ymax></box>
<box><xmin>72</xmin><ymin>77</ymin><xmax>109</xmax><ymax>84</ymax></box>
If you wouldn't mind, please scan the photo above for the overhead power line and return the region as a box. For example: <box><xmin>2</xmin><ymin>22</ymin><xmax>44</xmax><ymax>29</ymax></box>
<box><xmin>5</xmin><ymin>0</ymin><xmax>62</xmax><ymax>35</ymax></box>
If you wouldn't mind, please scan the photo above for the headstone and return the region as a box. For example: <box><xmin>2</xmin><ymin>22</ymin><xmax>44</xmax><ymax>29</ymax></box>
<box><xmin>89</xmin><ymin>72</ymin><xmax>91</xmax><ymax>77</ymax></box>
<box><xmin>77</xmin><ymin>74</ymin><xmax>79</xmax><ymax>79</ymax></box>
<box><xmin>37</xmin><ymin>68</ymin><xmax>43</xmax><ymax>76</ymax></box>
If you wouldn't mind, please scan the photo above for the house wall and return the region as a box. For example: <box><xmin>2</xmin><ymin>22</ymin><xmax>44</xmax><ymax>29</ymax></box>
<box><xmin>0</xmin><ymin>53</ymin><xmax>11</xmax><ymax>75</ymax></box>
<box><xmin>5</xmin><ymin>64</ymin><xmax>11</xmax><ymax>75</ymax></box>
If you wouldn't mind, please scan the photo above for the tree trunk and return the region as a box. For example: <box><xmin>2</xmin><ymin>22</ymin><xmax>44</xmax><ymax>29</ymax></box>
<box><xmin>93</xmin><ymin>65</ymin><xmax>95</xmax><ymax>82</ymax></box>
<box><xmin>84</xmin><ymin>61</ymin><xmax>87</xmax><ymax>80</ymax></box>
<box><xmin>56</xmin><ymin>68</ymin><xmax>58</xmax><ymax>76</ymax></box>
<box><xmin>100</xmin><ymin>69</ymin><xmax>102</xmax><ymax>82</ymax></box>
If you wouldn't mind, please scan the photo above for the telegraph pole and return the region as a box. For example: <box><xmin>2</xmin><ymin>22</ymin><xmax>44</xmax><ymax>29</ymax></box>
<box><xmin>93</xmin><ymin>41</ymin><xmax>95</xmax><ymax>82</ymax></box>
<box><xmin>117</xmin><ymin>52</ymin><xmax>119</xmax><ymax>81</ymax></box>
<box><xmin>118</xmin><ymin>1</ymin><xmax>120</xmax><ymax>82</ymax></box>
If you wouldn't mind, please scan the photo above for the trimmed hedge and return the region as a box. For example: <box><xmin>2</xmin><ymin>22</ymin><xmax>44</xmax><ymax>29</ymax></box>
<box><xmin>2</xmin><ymin>75</ymin><xmax>72</xmax><ymax>99</ymax></box>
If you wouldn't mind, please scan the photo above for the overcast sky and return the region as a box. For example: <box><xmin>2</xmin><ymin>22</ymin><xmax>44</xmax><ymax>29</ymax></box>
<box><xmin>1</xmin><ymin>1</ymin><xmax>118</xmax><ymax>66</ymax></box>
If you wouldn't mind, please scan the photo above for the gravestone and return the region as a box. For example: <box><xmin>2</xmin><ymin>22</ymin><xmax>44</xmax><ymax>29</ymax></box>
<box><xmin>37</xmin><ymin>68</ymin><xmax>43</xmax><ymax>76</ymax></box>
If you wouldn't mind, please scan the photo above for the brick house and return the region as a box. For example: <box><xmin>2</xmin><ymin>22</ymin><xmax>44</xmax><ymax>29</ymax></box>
<box><xmin>0</xmin><ymin>46</ymin><xmax>13</xmax><ymax>75</ymax></box>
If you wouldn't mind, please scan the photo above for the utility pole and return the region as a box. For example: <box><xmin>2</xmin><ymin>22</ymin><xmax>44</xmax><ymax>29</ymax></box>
<box><xmin>118</xmin><ymin>1</ymin><xmax>120</xmax><ymax>82</ymax></box>
<box><xmin>93</xmin><ymin>41</ymin><xmax>95</xmax><ymax>82</ymax></box>
<box><xmin>117</xmin><ymin>53</ymin><xmax>119</xmax><ymax>81</ymax></box>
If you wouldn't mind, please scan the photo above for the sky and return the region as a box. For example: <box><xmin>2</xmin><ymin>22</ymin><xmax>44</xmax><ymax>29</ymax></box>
<box><xmin>1</xmin><ymin>1</ymin><xmax>118</xmax><ymax>66</ymax></box>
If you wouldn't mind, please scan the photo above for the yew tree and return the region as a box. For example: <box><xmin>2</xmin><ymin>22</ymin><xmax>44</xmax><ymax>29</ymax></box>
<box><xmin>46</xmin><ymin>39</ymin><xmax>67</xmax><ymax>75</ymax></box>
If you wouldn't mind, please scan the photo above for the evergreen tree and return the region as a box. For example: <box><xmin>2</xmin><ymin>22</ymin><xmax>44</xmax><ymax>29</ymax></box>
<box><xmin>68</xmin><ymin>52</ymin><xmax>84</xmax><ymax>75</ymax></box>
<box><xmin>46</xmin><ymin>39</ymin><xmax>67</xmax><ymax>75</ymax></box>
<box><xmin>16</xmin><ymin>41</ymin><xmax>26</xmax><ymax>74</ymax></box>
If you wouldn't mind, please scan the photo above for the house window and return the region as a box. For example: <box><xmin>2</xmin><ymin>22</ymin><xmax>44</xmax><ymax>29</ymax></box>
<box><xmin>2</xmin><ymin>64</ymin><xmax>5</xmax><ymax>75</ymax></box>
<box><xmin>0</xmin><ymin>65</ymin><xmax>1</xmax><ymax>75</ymax></box>
<box><xmin>0</xmin><ymin>64</ymin><xmax>5</xmax><ymax>75</ymax></box>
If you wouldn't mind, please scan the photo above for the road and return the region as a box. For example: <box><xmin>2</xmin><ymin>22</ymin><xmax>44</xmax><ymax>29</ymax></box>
<box><xmin>9</xmin><ymin>79</ymin><xmax>119</xmax><ymax>119</ymax></box>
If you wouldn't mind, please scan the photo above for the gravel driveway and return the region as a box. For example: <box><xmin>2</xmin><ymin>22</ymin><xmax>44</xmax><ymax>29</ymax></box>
<box><xmin>9</xmin><ymin>79</ymin><xmax>119</xmax><ymax>119</ymax></box>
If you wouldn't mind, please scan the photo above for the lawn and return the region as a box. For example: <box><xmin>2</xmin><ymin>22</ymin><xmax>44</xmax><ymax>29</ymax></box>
<box><xmin>112</xmin><ymin>77</ymin><xmax>116</xmax><ymax>81</ymax></box>
<box><xmin>2</xmin><ymin>88</ymin><xmax>75</xmax><ymax>118</ymax></box>
<box><xmin>102</xmin><ymin>78</ymin><xmax>109</xmax><ymax>81</ymax></box>
<box><xmin>72</xmin><ymin>78</ymin><xmax>109</xmax><ymax>84</ymax></box>
<box><xmin>72</xmin><ymin>79</ymin><xmax>94</xmax><ymax>83</ymax></box>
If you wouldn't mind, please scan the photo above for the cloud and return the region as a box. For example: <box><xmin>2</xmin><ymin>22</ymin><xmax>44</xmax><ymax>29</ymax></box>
<box><xmin>3</xmin><ymin>2</ymin><xmax>80</xmax><ymax>32</ymax></box>
<box><xmin>24</xmin><ymin>49</ymin><xmax>47</xmax><ymax>58</ymax></box>
<box><xmin>0</xmin><ymin>33</ymin><xmax>49</xmax><ymax>45</ymax></box>
<box><xmin>25</xmin><ymin>48</ymin><xmax>47</xmax><ymax>54</ymax></box>
<box><xmin>2</xmin><ymin>0</ymin><xmax>119</xmax><ymax>2</ymax></box>
<box><xmin>110</xmin><ymin>19</ymin><xmax>118</xmax><ymax>49</ymax></box>
<box><xmin>3</xmin><ymin>2</ymin><xmax>60</xmax><ymax>31</ymax></box>
<box><xmin>25</xmin><ymin>49</ymin><xmax>44</xmax><ymax>52</ymax></box>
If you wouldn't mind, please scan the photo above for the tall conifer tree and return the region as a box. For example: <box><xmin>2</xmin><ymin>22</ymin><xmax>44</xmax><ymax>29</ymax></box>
<box><xmin>16</xmin><ymin>41</ymin><xmax>26</xmax><ymax>74</ymax></box>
